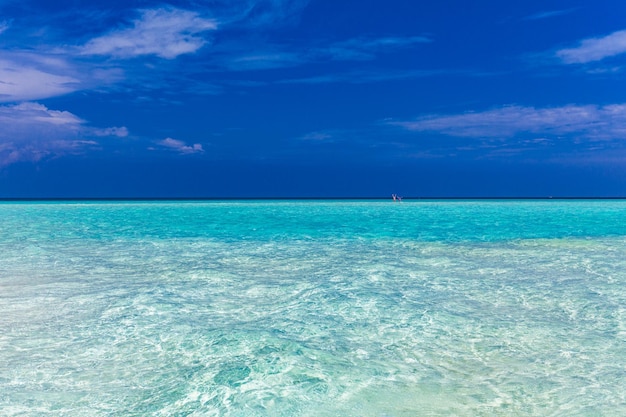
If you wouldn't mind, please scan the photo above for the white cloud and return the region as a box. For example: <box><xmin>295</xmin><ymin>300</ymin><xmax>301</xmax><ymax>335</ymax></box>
<box><xmin>556</xmin><ymin>29</ymin><xmax>626</xmax><ymax>64</ymax></box>
<box><xmin>0</xmin><ymin>58</ymin><xmax>80</xmax><ymax>103</ymax></box>
<box><xmin>157</xmin><ymin>137</ymin><xmax>204</xmax><ymax>154</ymax></box>
<box><xmin>80</xmin><ymin>8</ymin><xmax>217</xmax><ymax>59</ymax></box>
<box><xmin>0</xmin><ymin>102</ymin><xmax>128</xmax><ymax>166</ymax></box>
<box><xmin>393</xmin><ymin>104</ymin><xmax>626</xmax><ymax>140</ymax></box>
<box><xmin>0</xmin><ymin>102</ymin><xmax>84</xmax><ymax>128</ymax></box>
<box><xmin>91</xmin><ymin>126</ymin><xmax>129</xmax><ymax>137</ymax></box>
<box><xmin>0</xmin><ymin>9</ymin><xmax>217</xmax><ymax>104</ymax></box>
<box><xmin>0</xmin><ymin>48</ymin><xmax>125</xmax><ymax>103</ymax></box>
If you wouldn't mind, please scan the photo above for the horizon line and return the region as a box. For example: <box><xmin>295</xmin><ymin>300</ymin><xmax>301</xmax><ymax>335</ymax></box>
<box><xmin>2</xmin><ymin>196</ymin><xmax>626</xmax><ymax>201</ymax></box>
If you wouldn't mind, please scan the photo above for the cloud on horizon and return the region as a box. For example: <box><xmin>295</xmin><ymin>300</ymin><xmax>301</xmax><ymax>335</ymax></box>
<box><xmin>393</xmin><ymin>104</ymin><xmax>626</xmax><ymax>140</ymax></box>
<box><xmin>556</xmin><ymin>29</ymin><xmax>626</xmax><ymax>64</ymax></box>
<box><xmin>0</xmin><ymin>102</ymin><xmax>127</xmax><ymax>166</ymax></box>
<box><xmin>156</xmin><ymin>137</ymin><xmax>204</xmax><ymax>154</ymax></box>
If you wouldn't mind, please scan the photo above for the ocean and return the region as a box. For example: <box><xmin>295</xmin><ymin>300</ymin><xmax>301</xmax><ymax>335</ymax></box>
<box><xmin>1</xmin><ymin>200</ymin><xmax>625</xmax><ymax>416</ymax></box>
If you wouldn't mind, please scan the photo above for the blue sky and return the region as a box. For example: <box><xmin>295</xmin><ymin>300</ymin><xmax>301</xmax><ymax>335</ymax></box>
<box><xmin>1</xmin><ymin>0</ymin><xmax>626</xmax><ymax>197</ymax></box>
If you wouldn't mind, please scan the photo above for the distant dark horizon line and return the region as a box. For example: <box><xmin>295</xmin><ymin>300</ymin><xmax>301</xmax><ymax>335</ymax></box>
<box><xmin>2</xmin><ymin>196</ymin><xmax>626</xmax><ymax>201</ymax></box>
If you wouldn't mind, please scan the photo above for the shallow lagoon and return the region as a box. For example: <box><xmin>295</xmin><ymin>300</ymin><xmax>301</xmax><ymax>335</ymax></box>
<box><xmin>1</xmin><ymin>200</ymin><xmax>625</xmax><ymax>416</ymax></box>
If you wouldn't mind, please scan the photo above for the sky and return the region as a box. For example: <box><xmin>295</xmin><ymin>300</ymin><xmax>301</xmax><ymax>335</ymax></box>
<box><xmin>1</xmin><ymin>0</ymin><xmax>626</xmax><ymax>197</ymax></box>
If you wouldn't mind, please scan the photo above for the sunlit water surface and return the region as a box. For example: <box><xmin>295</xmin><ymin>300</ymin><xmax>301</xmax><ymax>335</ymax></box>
<box><xmin>1</xmin><ymin>200</ymin><xmax>625</xmax><ymax>416</ymax></box>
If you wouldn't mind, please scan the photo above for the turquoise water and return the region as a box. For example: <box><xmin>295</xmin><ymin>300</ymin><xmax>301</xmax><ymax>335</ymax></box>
<box><xmin>1</xmin><ymin>200</ymin><xmax>625</xmax><ymax>416</ymax></box>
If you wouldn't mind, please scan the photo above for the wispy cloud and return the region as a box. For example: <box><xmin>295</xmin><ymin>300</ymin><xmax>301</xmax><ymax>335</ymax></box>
<box><xmin>0</xmin><ymin>102</ymin><xmax>127</xmax><ymax>166</ymax></box>
<box><xmin>556</xmin><ymin>29</ymin><xmax>626</xmax><ymax>64</ymax></box>
<box><xmin>229</xmin><ymin>0</ymin><xmax>311</xmax><ymax>28</ymax></box>
<box><xmin>278</xmin><ymin>68</ymin><xmax>485</xmax><ymax>85</ymax></box>
<box><xmin>0</xmin><ymin>57</ymin><xmax>80</xmax><ymax>103</ymax></box>
<box><xmin>219</xmin><ymin>35</ymin><xmax>433</xmax><ymax>71</ymax></box>
<box><xmin>0</xmin><ymin>48</ymin><xmax>125</xmax><ymax>103</ymax></box>
<box><xmin>91</xmin><ymin>126</ymin><xmax>129</xmax><ymax>137</ymax></box>
<box><xmin>224</xmin><ymin>51</ymin><xmax>302</xmax><ymax>70</ymax></box>
<box><xmin>321</xmin><ymin>36</ymin><xmax>432</xmax><ymax>61</ymax></box>
<box><xmin>156</xmin><ymin>137</ymin><xmax>204</xmax><ymax>154</ymax></box>
<box><xmin>80</xmin><ymin>8</ymin><xmax>217</xmax><ymax>59</ymax></box>
<box><xmin>298</xmin><ymin>131</ymin><xmax>333</xmax><ymax>141</ymax></box>
<box><xmin>393</xmin><ymin>104</ymin><xmax>626</xmax><ymax>140</ymax></box>
<box><xmin>523</xmin><ymin>8</ymin><xmax>577</xmax><ymax>21</ymax></box>
<box><xmin>2</xmin><ymin>2</ymin><xmax>431</xmax><ymax>103</ymax></box>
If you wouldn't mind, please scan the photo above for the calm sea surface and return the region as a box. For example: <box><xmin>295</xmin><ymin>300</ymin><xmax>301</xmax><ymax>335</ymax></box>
<box><xmin>1</xmin><ymin>200</ymin><xmax>625</xmax><ymax>416</ymax></box>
